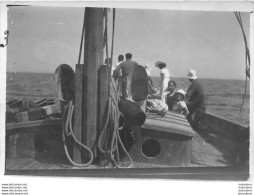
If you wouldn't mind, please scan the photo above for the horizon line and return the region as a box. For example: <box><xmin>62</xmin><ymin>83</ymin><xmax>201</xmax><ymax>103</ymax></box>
<box><xmin>6</xmin><ymin>71</ymin><xmax>247</xmax><ymax>81</ymax></box>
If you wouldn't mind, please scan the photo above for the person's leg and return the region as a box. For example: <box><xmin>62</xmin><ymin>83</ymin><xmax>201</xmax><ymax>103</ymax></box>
<box><xmin>117</xmin><ymin>77</ymin><xmax>122</xmax><ymax>97</ymax></box>
<box><xmin>160</xmin><ymin>80</ymin><xmax>167</xmax><ymax>102</ymax></box>
<box><xmin>122</xmin><ymin>80</ymin><xmax>127</xmax><ymax>99</ymax></box>
<box><xmin>126</xmin><ymin>71</ymin><xmax>133</xmax><ymax>100</ymax></box>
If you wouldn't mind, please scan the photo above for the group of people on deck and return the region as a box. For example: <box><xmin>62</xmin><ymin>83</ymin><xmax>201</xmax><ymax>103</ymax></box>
<box><xmin>109</xmin><ymin>53</ymin><xmax>205</xmax><ymax>126</ymax></box>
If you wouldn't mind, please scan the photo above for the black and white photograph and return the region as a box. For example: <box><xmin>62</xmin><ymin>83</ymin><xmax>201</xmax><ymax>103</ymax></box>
<box><xmin>0</xmin><ymin>1</ymin><xmax>253</xmax><ymax>194</ymax></box>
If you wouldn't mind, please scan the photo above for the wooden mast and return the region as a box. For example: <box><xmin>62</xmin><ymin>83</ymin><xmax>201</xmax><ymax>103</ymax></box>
<box><xmin>82</xmin><ymin>8</ymin><xmax>104</xmax><ymax>160</ymax></box>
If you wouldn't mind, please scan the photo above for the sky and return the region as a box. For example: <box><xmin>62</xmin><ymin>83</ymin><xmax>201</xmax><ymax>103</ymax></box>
<box><xmin>7</xmin><ymin>6</ymin><xmax>250</xmax><ymax>80</ymax></box>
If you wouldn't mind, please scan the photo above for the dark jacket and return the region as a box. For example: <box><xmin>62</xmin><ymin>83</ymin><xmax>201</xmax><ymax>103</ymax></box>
<box><xmin>186</xmin><ymin>79</ymin><xmax>205</xmax><ymax>113</ymax></box>
<box><xmin>166</xmin><ymin>91</ymin><xmax>177</xmax><ymax>110</ymax></box>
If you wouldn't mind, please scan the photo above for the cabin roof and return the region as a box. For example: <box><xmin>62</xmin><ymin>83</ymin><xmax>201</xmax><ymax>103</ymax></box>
<box><xmin>142</xmin><ymin>112</ymin><xmax>195</xmax><ymax>137</ymax></box>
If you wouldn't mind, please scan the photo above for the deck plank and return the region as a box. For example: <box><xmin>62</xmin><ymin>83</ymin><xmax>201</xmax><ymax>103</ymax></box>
<box><xmin>191</xmin><ymin>132</ymin><xmax>231</xmax><ymax>167</ymax></box>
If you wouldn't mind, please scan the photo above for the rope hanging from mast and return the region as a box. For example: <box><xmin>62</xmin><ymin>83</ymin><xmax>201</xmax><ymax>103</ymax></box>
<box><xmin>62</xmin><ymin>100</ymin><xmax>94</xmax><ymax>167</ymax></box>
<box><xmin>98</xmin><ymin>8</ymin><xmax>133</xmax><ymax>168</ymax></box>
<box><xmin>64</xmin><ymin>8</ymin><xmax>132</xmax><ymax>168</ymax></box>
<box><xmin>110</xmin><ymin>8</ymin><xmax>116</xmax><ymax>69</ymax></box>
<box><xmin>104</xmin><ymin>8</ymin><xmax>110</xmax><ymax>66</ymax></box>
<box><xmin>78</xmin><ymin>10</ymin><xmax>86</xmax><ymax>64</ymax></box>
<box><xmin>234</xmin><ymin>11</ymin><xmax>250</xmax><ymax>112</ymax></box>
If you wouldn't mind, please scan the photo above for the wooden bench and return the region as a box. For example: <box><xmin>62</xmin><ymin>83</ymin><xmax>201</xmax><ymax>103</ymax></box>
<box><xmin>126</xmin><ymin>111</ymin><xmax>195</xmax><ymax>166</ymax></box>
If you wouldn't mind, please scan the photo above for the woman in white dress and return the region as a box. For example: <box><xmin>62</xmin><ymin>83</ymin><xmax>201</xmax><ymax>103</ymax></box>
<box><xmin>155</xmin><ymin>61</ymin><xmax>170</xmax><ymax>102</ymax></box>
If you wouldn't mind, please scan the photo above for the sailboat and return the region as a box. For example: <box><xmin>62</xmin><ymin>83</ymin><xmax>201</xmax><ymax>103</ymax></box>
<box><xmin>4</xmin><ymin>6</ymin><xmax>250</xmax><ymax>180</ymax></box>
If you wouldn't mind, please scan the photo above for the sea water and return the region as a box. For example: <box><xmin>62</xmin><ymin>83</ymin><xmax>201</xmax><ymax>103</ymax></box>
<box><xmin>6</xmin><ymin>72</ymin><xmax>250</xmax><ymax>125</ymax></box>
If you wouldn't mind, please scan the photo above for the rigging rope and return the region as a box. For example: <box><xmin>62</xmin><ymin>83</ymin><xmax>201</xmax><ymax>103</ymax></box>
<box><xmin>62</xmin><ymin>100</ymin><xmax>94</xmax><ymax>167</ymax></box>
<box><xmin>63</xmin><ymin>8</ymin><xmax>132</xmax><ymax>168</ymax></box>
<box><xmin>98</xmin><ymin>8</ymin><xmax>133</xmax><ymax>168</ymax></box>
<box><xmin>97</xmin><ymin>79</ymin><xmax>133</xmax><ymax>168</ymax></box>
<box><xmin>110</xmin><ymin>8</ymin><xmax>116</xmax><ymax>69</ymax></box>
<box><xmin>234</xmin><ymin>11</ymin><xmax>250</xmax><ymax>112</ymax></box>
<box><xmin>78</xmin><ymin>10</ymin><xmax>86</xmax><ymax>64</ymax></box>
<box><xmin>104</xmin><ymin>8</ymin><xmax>109</xmax><ymax>65</ymax></box>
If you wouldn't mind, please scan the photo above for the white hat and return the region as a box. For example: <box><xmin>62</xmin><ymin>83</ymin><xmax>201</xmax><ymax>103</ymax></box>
<box><xmin>176</xmin><ymin>89</ymin><xmax>185</xmax><ymax>96</ymax></box>
<box><xmin>187</xmin><ymin>69</ymin><xmax>197</xmax><ymax>80</ymax></box>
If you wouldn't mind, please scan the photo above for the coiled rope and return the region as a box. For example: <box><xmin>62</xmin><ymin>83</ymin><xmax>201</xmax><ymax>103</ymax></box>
<box><xmin>97</xmin><ymin>8</ymin><xmax>133</xmax><ymax>168</ymax></box>
<box><xmin>234</xmin><ymin>11</ymin><xmax>250</xmax><ymax>112</ymax></box>
<box><xmin>62</xmin><ymin>8</ymin><xmax>132</xmax><ymax>168</ymax></box>
<box><xmin>97</xmin><ymin>79</ymin><xmax>133</xmax><ymax>168</ymax></box>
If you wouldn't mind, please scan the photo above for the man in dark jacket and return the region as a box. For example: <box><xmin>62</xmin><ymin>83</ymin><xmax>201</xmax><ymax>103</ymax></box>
<box><xmin>185</xmin><ymin>70</ymin><xmax>205</xmax><ymax>127</ymax></box>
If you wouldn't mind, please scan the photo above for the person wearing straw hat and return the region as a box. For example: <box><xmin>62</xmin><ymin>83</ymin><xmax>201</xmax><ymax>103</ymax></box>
<box><xmin>186</xmin><ymin>69</ymin><xmax>205</xmax><ymax>126</ymax></box>
<box><xmin>155</xmin><ymin>61</ymin><xmax>170</xmax><ymax>102</ymax></box>
<box><xmin>172</xmin><ymin>89</ymin><xmax>189</xmax><ymax>117</ymax></box>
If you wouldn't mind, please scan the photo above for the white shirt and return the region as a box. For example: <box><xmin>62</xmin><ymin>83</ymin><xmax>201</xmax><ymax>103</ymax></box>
<box><xmin>112</xmin><ymin>61</ymin><xmax>122</xmax><ymax>75</ymax></box>
<box><xmin>172</xmin><ymin>101</ymin><xmax>189</xmax><ymax>117</ymax></box>
<box><xmin>160</xmin><ymin>68</ymin><xmax>170</xmax><ymax>79</ymax></box>
<box><xmin>146</xmin><ymin>69</ymin><xmax>151</xmax><ymax>77</ymax></box>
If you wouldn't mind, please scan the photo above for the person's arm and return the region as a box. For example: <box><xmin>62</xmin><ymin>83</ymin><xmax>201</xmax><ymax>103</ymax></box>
<box><xmin>115</xmin><ymin>62</ymin><xmax>122</xmax><ymax>71</ymax></box>
<box><xmin>148</xmin><ymin>76</ymin><xmax>153</xmax><ymax>86</ymax></box>
<box><xmin>113</xmin><ymin>62</ymin><xmax>122</xmax><ymax>78</ymax></box>
<box><xmin>246</xmin><ymin>65</ymin><xmax>250</xmax><ymax>78</ymax></box>
<box><xmin>183</xmin><ymin>102</ymin><xmax>189</xmax><ymax>117</ymax></box>
<box><xmin>179</xmin><ymin>101</ymin><xmax>189</xmax><ymax>117</ymax></box>
<box><xmin>185</xmin><ymin>83</ymin><xmax>195</xmax><ymax>107</ymax></box>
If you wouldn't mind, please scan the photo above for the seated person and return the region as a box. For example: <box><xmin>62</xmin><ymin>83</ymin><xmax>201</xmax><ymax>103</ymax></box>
<box><xmin>165</xmin><ymin>80</ymin><xmax>177</xmax><ymax>110</ymax></box>
<box><xmin>172</xmin><ymin>89</ymin><xmax>189</xmax><ymax>117</ymax></box>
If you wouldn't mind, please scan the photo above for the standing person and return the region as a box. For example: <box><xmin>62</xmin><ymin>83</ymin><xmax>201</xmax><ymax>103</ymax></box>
<box><xmin>112</xmin><ymin>55</ymin><xmax>124</xmax><ymax>96</ymax></box>
<box><xmin>104</xmin><ymin>57</ymin><xmax>111</xmax><ymax>66</ymax></box>
<box><xmin>165</xmin><ymin>80</ymin><xmax>177</xmax><ymax>110</ymax></box>
<box><xmin>144</xmin><ymin>65</ymin><xmax>154</xmax><ymax>95</ymax></box>
<box><xmin>144</xmin><ymin>64</ymin><xmax>153</xmax><ymax>84</ymax></box>
<box><xmin>185</xmin><ymin>69</ymin><xmax>205</xmax><ymax>127</ymax></box>
<box><xmin>155</xmin><ymin>61</ymin><xmax>170</xmax><ymax>102</ymax></box>
<box><xmin>112</xmin><ymin>54</ymin><xmax>124</xmax><ymax>76</ymax></box>
<box><xmin>114</xmin><ymin>53</ymin><xmax>138</xmax><ymax>99</ymax></box>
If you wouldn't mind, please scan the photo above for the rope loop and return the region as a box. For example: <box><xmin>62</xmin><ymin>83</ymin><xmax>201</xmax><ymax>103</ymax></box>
<box><xmin>234</xmin><ymin>11</ymin><xmax>250</xmax><ymax>112</ymax></box>
<box><xmin>62</xmin><ymin>100</ymin><xmax>94</xmax><ymax>167</ymax></box>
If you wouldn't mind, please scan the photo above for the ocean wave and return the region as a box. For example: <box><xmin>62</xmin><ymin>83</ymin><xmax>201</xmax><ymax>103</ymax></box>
<box><xmin>6</xmin><ymin>73</ymin><xmax>249</xmax><ymax>125</ymax></box>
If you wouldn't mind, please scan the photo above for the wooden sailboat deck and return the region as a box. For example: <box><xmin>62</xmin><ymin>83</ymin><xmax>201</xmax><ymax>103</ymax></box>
<box><xmin>5</xmin><ymin>131</ymin><xmax>230</xmax><ymax>170</ymax></box>
<box><xmin>5</xmin><ymin>111</ymin><xmax>232</xmax><ymax>171</ymax></box>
